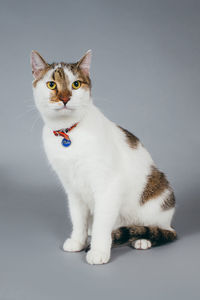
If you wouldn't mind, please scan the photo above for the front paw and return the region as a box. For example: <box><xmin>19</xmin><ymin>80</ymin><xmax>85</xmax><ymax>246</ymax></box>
<box><xmin>63</xmin><ymin>238</ymin><xmax>85</xmax><ymax>252</ymax></box>
<box><xmin>86</xmin><ymin>249</ymin><xmax>111</xmax><ymax>265</ymax></box>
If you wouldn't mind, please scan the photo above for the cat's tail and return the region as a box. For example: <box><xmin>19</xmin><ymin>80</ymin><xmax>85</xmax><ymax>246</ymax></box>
<box><xmin>112</xmin><ymin>225</ymin><xmax>177</xmax><ymax>247</ymax></box>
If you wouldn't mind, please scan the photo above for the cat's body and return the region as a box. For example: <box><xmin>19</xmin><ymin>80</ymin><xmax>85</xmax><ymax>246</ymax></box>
<box><xmin>31</xmin><ymin>50</ymin><xmax>176</xmax><ymax>265</ymax></box>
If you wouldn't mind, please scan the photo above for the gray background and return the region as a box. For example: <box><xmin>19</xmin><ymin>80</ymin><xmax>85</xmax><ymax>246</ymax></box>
<box><xmin>0</xmin><ymin>0</ymin><xmax>200</xmax><ymax>299</ymax></box>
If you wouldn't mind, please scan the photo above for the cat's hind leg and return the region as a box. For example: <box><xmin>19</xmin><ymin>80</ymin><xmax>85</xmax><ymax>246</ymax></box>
<box><xmin>112</xmin><ymin>225</ymin><xmax>177</xmax><ymax>248</ymax></box>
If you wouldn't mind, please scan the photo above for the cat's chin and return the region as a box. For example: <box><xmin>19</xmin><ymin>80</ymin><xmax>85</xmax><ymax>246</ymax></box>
<box><xmin>54</xmin><ymin>107</ymin><xmax>73</xmax><ymax>113</ymax></box>
<box><xmin>48</xmin><ymin>104</ymin><xmax>74</xmax><ymax>112</ymax></box>
<box><xmin>40</xmin><ymin>103</ymin><xmax>91</xmax><ymax>130</ymax></box>
<box><xmin>47</xmin><ymin>107</ymin><xmax>75</xmax><ymax>116</ymax></box>
<box><xmin>42</xmin><ymin>110</ymin><xmax>78</xmax><ymax>130</ymax></box>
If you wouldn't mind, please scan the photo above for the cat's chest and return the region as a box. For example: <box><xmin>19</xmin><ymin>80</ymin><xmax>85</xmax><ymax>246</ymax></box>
<box><xmin>42</xmin><ymin>126</ymin><xmax>99</xmax><ymax>193</ymax></box>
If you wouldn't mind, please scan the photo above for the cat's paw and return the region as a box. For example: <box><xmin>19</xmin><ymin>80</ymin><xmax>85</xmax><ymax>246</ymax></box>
<box><xmin>63</xmin><ymin>238</ymin><xmax>85</xmax><ymax>252</ymax></box>
<box><xmin>132</xmin><ymin>239</ymin><xmax>152</xmax><ymax>250</ymax></box>
<box><xmin>86</xmin><ymin>249</ymin><xmax>110</xmax><ymax>265</ymax></box>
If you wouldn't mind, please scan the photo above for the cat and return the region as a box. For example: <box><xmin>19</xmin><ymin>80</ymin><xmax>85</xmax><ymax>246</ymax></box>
<box><xmin>31</xmin><ymin>50</ymin><xmax>176</xmax><ymax>265</ymax></box>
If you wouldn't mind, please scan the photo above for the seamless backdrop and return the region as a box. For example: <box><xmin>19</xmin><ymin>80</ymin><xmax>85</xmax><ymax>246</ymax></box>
<box><xmin>0</xmin><ymin>0</ymin><xmax>200</xmax><ymax>299</ymax></box>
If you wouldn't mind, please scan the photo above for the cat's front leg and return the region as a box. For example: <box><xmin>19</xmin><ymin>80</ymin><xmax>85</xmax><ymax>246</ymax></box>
<box><xmin>63</xmin><ymin>192</ymin><xmax>89</xmax><ymax>252</ymax></box>
<box><xmin>86</xmin><ymin>187</ymin><xmax>120</xmax><ymax>265</ymax></box>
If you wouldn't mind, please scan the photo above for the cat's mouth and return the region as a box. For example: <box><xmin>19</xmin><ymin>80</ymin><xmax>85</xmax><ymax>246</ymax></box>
<box><xmin>48</xmin><ymin>101</ymin><xmax>74</xmax><ymax>112</ymax></box>
<box><xmin>56</xmin><ymin>106</ymin><xmax>74</xmax><ymax>112</ymax></box>
<box><xmin>60</xmin><ymin>105</ymin><xmax>75</xmax><ymax>111</ymax></box>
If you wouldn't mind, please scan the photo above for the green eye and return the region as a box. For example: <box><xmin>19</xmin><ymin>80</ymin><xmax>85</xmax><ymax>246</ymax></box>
<box><xmin>47</xmin><ymin>81</ymin><xmax>57</xmax><ymax>90</ymax></box>
<box><xmin>72</xmin><ymin>80</ymin><xmax>81</xmax><ymax>90</ymax></box>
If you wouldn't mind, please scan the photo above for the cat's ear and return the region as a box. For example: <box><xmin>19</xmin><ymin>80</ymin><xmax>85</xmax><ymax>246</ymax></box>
<box><xmin>77</xmin><ymin>50</ymin><xmax>92</xmax><ymax>76</ymax></box>
<box><xmin>31</xmin><ymin>50</ymin><xmax>48</xmax><ymax>79</ymax></box>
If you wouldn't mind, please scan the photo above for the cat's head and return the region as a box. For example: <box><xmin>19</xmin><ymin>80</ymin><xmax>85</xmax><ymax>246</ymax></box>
<box><xmin>31</xmin><ymin>50</ymin><xmax>92</xmax><ymax>129</ymax></box>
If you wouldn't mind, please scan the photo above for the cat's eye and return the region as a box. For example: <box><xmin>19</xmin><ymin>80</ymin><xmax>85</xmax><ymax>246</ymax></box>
<box><xmin>72</xmin><ymin>80</ymin><xmax>81</xmax><ymax>90</ymax></box>
<box><xmin>47</xmin><ymin>81</ymin><xmax>57</xmax><ymax>90</ymax></box>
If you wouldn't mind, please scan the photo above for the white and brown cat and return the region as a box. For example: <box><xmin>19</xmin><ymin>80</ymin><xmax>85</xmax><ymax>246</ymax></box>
<box><xmin>31</xmin><ymin>50</ymin><xmax>176</xmax><ymax>265</ymax></box>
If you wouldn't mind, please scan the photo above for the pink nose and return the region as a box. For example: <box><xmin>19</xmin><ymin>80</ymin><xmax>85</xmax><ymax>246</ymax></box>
<box><xmin>59</xmin><ymin>96</ymin><xmax>70</xmax><ymax>104</ymax></box>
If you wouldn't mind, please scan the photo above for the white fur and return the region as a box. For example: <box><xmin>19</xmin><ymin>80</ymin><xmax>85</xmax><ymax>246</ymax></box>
<box><xmin>33</xmin><ymin>65</ymin><xmax>175</xmax><ymax>265</ymax></box>
<box><xmin>132</xmin><ymin>239</ymin><xmax>152</xmax><ymax>250</ymax></box>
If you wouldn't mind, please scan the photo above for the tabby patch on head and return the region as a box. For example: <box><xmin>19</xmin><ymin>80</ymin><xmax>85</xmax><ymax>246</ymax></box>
<box><xmin>31</xmin><ymin>50</ymin><xmax>92</xmax><ymax>91</ymax></box>
<box><xmin>49</xmin><ymin>67</ymin><xmax>71</xmax><ymax>103</ymax></box>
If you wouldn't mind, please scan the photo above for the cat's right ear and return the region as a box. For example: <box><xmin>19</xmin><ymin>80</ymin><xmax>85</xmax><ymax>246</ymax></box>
<box><xmin>31</xmin><ymin>51</ymin><xmax>48</xmax><ymax>79</ymax></box>
<box><xmin>77</xmin><ymin>50</ymin><xmax>92</xmax><ymax>76</ymax></box>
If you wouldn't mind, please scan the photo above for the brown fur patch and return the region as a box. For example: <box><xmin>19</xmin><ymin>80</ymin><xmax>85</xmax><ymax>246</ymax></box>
<box><xmin>161</xmin><ymin>191</ymin><xmax>175</xmax><ymax>210</ymax></box>
<box><xmin>32</xmin><ymin>65</ymin><xmax>52</xmax><ymax>87</ymax></box>
<box><xmin>141</xmin><ymin>166</ymin><xmax>169</xmax><ymax>205</ymax></box>
<box><xmin>118</xmin><ymin>126</ymin><xmax>139</xmax><ymax>149</ymax></box>
<box><xmin>69</xmin><ymin>62</ymin><xmax>91</xmax><ymax>89</ymax></box>
<box><xmin>112</xmin><ymin>225</ymin><xmax>177</xmax><ymax>247</ymax></box>
<box><xmin>33</xmin><ymin>61</ymin><xmax>91</xmax><ymax>91</ymax></box>
<box><xmin>111</xmin><ymin>227</ymin><xmax>130</xmax><ymax>244</ymax></box>
<box><xmin>52</xmin><ymin>62</ymin><xmax>91</xmax><ymax>89</ymax></box>
<box><xmin>129</xmin><ymin>225</ymin><xmax>146</xmax><ymax>236</ymax></box>
<box><xmin>50</xmin><ymin>67</ymin><xmax>72</xmax><ymax>101</ymax></box>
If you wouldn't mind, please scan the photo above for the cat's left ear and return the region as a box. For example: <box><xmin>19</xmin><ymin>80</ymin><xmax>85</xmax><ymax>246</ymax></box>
<box><xmin>31</xmin><ymin>50</ymin><xmax>48</xmax><ymax>79</ymax></box>
<box><xmin>77</xmin><ymin>50</ymin><xmax>92</xmax><ymax>76</ymax></box>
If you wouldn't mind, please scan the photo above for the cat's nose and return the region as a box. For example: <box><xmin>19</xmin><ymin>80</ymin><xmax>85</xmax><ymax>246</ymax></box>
<box><xmin>59</xmin><ymin>96</ymin><xmax>70</xmax><ymax>104</ymax></box>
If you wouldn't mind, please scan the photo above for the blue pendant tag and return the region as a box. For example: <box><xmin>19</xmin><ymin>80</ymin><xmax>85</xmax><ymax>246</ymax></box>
<box><xmin>62</xmin><ymin>138</ymin><xmax>71</xmax><ymax>147</ymax></box>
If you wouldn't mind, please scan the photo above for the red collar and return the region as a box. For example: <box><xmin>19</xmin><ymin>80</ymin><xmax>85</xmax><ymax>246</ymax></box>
<box><xmin>53</xmin><ymin>123</ymin><xmax>78</xmax><ymax>147</ymax></box>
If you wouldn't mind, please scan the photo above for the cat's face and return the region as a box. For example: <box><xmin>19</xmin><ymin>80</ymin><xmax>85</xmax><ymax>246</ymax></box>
<box><xmin>31</xmin><ymin>50</ymin><xmax>92</xmax><ymax>128</ymax></box>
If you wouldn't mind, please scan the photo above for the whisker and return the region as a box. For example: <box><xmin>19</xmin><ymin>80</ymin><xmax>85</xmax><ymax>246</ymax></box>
<box><xmin>15</xmin><ymin>106</ymin><xmax>37</xmax><ymax>120</ymax></box>
<box><xmin>95</xmin><ymin>96</ymin><xmax>112</xmax><ymax>104</ymax></box>
<box><xmin>30</xmin><ymin>114</ymin><xmax>41</xmax><ymax>132</ymax></box>
<box><xmin>23</xmin><ymin>98</ymin><xmax>35</xmax><ymax>104</ymax></box>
